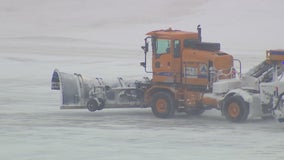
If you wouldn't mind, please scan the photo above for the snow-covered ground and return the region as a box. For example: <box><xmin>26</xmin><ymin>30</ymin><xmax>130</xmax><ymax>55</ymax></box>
<box><xmin>1</xmin><ymin>0</ymin><xmax>284</xmax><ymax>159</ymax></box>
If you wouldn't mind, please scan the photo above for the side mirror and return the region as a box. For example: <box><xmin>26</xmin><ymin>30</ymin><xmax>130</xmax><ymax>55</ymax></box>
<box><xmin>141</xmin><ymin>42</ymin><xmax>149</xmax><ymax>53</ymax></box>
<box><xmin>141</xmin><ymin>36</ymin><xmax>152</xmax><ymax>73</ymax></box>
<box><xmin>140</xmin><ymin>62</ymin><xmax>146</xmax><ymax>68</ymax></box>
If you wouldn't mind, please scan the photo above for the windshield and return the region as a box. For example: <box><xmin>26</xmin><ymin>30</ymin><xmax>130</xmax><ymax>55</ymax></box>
<box><xmin>155</xmin><ymin>39</ymin><xmax>170</xmax><ymax>55</ymax></box>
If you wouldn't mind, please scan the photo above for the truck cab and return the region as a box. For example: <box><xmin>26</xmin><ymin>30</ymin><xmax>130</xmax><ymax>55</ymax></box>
<box><xmin>141</xmin><ymin>27</ymin><xmax>235</xmax><ymax>118</ymax></box>
<box><xmin>142</xmin><ymin>27</ymin><xmax>233</xmax><ymax>89</ymax></box>
<box><xmin>145</xmin><ymin>28</ymin><xmax>199</xmax><ymax>84</ymax></box>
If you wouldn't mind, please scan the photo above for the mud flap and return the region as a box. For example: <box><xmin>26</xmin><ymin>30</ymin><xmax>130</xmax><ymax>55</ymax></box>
<box><xmin>51</xmin><ymin>69</ymin><xmax>90</xmax><ymax>109</ymax></box>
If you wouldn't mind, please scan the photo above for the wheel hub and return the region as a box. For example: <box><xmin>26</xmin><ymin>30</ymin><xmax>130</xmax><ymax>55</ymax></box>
<box><xmin>87</xmin><ymin>100</ymin><xmax>98</xmax><ymax>112</ymax></box>
<box><xmin>228</xmin><ymin>102</ymin><xmax>240</xmax><ymax>118</ymax></box>
<box><xmin>156</xmin><ymin>99</ymin><xmax>167</xmax><ymax>113</ymax></box>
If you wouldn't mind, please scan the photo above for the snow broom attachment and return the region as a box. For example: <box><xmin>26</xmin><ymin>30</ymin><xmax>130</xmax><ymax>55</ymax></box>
<box><xmin>51</xmin><ymin>69</ymin><xmax>145</xmax><ymax>111</ymax></box>
<box><xmin>51</xmin><ymin>69</ymin><xmax>92</xmax><ymax>109</ymax></box>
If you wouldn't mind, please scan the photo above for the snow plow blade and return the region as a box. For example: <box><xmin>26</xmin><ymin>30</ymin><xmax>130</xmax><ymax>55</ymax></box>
<box><xmin>51</xmin><ymin>69</ymin><xmax>89</xmax><ymax>109</ymax></box>
<box><xmin>51</xmin><ymin>69</ymin><xmax>145</xmax><ymax>111</ymax></box>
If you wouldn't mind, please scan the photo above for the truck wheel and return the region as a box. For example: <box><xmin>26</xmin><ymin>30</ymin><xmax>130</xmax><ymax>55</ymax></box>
<box><xmin>151</xmin><ymin>92</ymin><xmax>175</xmax><ymax>118</ymax></box>
<box><xmin>87</xmin><ymin>99</ymin><xmax>98</xmax><ymax>112</ymax></box>
<box><xmin>223</xmin><ymin>96</ymin><xmax>249</xmax><ymax>122</ymax></box>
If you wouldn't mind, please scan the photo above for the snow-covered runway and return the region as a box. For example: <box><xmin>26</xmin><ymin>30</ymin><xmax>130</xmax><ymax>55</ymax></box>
<box><xmin>1</xmin><ymin>0</ymin><xmax>284</xmax><ymax>159</ymax></box>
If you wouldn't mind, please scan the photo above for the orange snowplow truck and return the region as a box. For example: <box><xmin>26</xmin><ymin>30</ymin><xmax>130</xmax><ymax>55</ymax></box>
<box><xmin>140</xmin><ymin>26</ymin><xmax>234</xmax><ymax>118</ymax></box>
<box><xmin>51</xmin><ymin>26</ymin><xmax>284</xmax><ymax>122</ymax></box>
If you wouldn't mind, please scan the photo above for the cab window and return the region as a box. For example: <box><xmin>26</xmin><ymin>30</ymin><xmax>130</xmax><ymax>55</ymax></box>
<box><xmin>156</xmin><ymin>39</ymin><xmax>170</xmax><ymax>55</ymax></box>
<box><xmin>174</xmin><ymin>40</ymin><xmax>180</xmax><ymax>58</ymax></box>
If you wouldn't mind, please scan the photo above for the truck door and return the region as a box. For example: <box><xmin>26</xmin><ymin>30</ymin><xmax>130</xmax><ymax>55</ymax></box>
<box><xmin>173</xmin><ymin>39</ymin><xmax>181</xmax><ymax>83</ymax></box>
<box><xmin>152</xmin><ymin>38</ymin><xmax>177</xmax><ymax>83</ymax></box>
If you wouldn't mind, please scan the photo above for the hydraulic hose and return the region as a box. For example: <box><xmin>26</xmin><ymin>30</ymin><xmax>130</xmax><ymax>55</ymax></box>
<box><xmin>273</xmin><ymin>92</ymin><xmax>284</xmax><ymax>110</ymax></box>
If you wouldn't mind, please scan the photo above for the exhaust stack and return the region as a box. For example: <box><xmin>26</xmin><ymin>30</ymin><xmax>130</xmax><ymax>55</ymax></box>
<box><xmin>197</xmin><ymin>25</ymin><xmax>202</xmax><ymax>42</ymax></box>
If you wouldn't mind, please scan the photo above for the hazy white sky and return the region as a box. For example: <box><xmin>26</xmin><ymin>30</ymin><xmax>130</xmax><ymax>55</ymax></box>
<box><xmin>0</xmin><ymin>0</ymin><xmax>283</xmax><ymax>52</ymax></box>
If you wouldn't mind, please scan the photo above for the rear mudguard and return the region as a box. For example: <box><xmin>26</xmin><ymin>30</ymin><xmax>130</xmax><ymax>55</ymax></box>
<box><xmin>51</xmin><ymin>69</ymin><xmax>144</xmax><ymax>110</ymax></box>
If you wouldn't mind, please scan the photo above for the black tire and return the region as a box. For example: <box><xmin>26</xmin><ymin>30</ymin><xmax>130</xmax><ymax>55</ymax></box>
<box><xmin>87</xmin><ymin>99</ymin><xmax>98</xmax><ymax>112</ymax></box>
<box><xmin>222</xmin><ymin>96</ymin><xmax>249</xmax><ymax>123</ymax></box>
<box><xmin>151</xmin><ymin>92</ymin><xmax>175</xmax><ymax>118</ymax></box>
